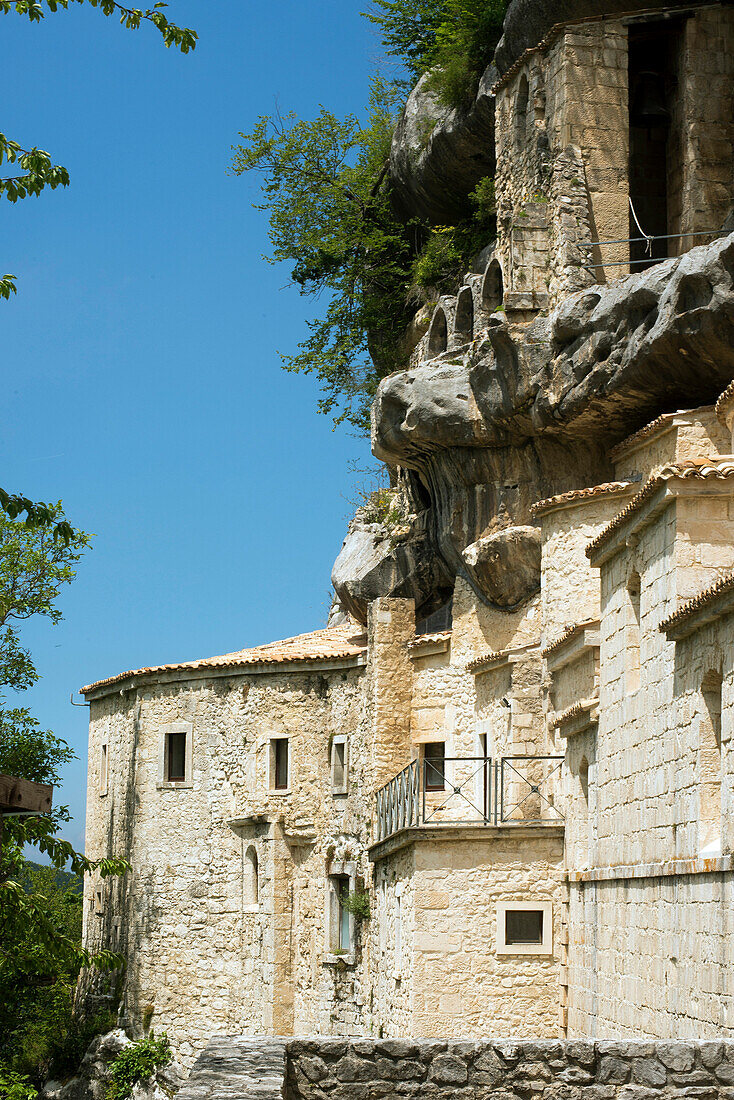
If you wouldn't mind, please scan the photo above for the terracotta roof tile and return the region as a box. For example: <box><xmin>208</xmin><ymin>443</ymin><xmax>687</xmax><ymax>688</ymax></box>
<box><xmin>541</xmin><ymin>619</ymin><xmax>599</xmax><ymax>659</ymax></box>
<box><xmin>467</xmin><ymin>642</ymin><xmax>539</xmax><ymax>673</ymax></box>
<box><xmin>659</xmin><ymin>572</ymin><xmax>734</xmax><ymax>636</ymax></box>
<box><xmin>586</xmin><ymin>461</ymin><xmax>734</xmax><ymax>559</ymax></box>
<box><xmin>715</xmin><ymin>380</ymin><xmax>734</xmax><ymax>426</ymax></box>
<box><xmin>552</xmin><ymin>697</ymin><xmax>598</xmax><ymax>728</ymax></box>
<box><xmin>610</xmin><ymin>404</ymin><xmax>721</xmax><ymax>461</ymax></box>
<box><xmin>81</xmin><ymin>623</ymin><xmax>368</xmax><ymax>695</ymax></box>
<box><xmin>407</xmin><ymin>631</ymin><xmax>452</xmax><ymax>652</ymax></box>
<box><xmin>531</xmin><ymin>482</ymin><xmax>631</xmax><ymax>519</ymax></box>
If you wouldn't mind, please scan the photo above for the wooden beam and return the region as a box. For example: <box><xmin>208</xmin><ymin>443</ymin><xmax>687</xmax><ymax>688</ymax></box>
<box><xmin>0</xmin><ymin>773</ymin><xmax>53</xmax><ymax>815</ymax></box>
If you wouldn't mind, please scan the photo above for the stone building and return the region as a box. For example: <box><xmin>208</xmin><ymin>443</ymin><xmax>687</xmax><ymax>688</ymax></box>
<box><xmin>82</xmin><ymin>0</ymin><xmax>734</xmax><ymax>1067</ymax></box>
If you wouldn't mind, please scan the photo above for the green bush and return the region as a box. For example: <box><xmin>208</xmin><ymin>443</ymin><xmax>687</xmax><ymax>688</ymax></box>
<box><xmin>341</xmin><ymin>889</ymin><xmax>371</xmax><ymax>921</ymax></box>
<box><xmin>0</xmin><ymin>1064</ymin><xmax>36</xmax><ymax>1100</ymax></box>
<box><xmin>412</xmin><ymin>226</ymin><xmax>463</xmax><ymax>289</ymax></box>
<box><xmin>106</xmin><ymin>1034</ymin><xmax>171</xmax><ymax>1100</ymax></box>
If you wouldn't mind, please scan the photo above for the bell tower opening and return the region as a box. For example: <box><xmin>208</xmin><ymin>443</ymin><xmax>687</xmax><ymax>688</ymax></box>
<box><xmin>628</xmin><ymin>19</ymin><xmax>683</xmax><ymax>271</ymax></box>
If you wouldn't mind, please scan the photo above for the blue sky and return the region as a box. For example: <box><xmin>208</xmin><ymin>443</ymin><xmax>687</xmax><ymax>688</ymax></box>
<box><xmin>2</xmin><ymin>1</ymin><xmax>386</xmax><ymax>851</ymax></box>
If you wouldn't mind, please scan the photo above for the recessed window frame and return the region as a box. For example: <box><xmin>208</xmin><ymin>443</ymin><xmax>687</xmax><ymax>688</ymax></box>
<box><xmin>157</xmin><ymin>722</ymin><xmax>193</xmax><ymax>790</ymax></box>
<box><xmin>423</xmin><ymin>741</ymin><xmax>446</xmax><ymax>791</ymax></box>
<box><xmin>331</xmin><ymin>734</ymin><xmax>349</xmax><ymax>796</ymax></box>
<box><xmin>269</xmin><ymin>735</ymin><xmax>290</xmax><ymax>793</ymax></box>
<box><xmin>496</xmin><ymin>900</ymin><xmax>553</xmax><ymax>956</ymax></box>
<box><xmin>99</xmin><ymin>740</ymin><xmax>109</xmax><ymax>796</ymax></box>
<box><xmin>324</xmin><ymin>859</ymin><xmax>357</xmax><ymax>965</ymax></box>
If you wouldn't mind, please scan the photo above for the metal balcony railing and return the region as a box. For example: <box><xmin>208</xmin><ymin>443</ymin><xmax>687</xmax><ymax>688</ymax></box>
<box><xmin>373</xmin><ymin>755</ymin><xmax>564</xmax><ymax>844</ymax></box>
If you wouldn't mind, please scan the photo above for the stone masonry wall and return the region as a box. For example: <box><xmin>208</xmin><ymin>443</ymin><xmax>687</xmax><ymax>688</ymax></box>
<box><xmin>285</xmin><ymin>1037</ymin><xmax>734</xmax><ymax>1099</ymax></box>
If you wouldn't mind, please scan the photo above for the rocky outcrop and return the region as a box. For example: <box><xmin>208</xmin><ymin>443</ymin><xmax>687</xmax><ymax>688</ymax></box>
<box><xmin>389</xmin><ymin>66</ymin><xmax>497</xmax><ymax>226</ymax></box>
<box><xmin>360</xmin><ymin>233</ymin><xmax>734</xmax><ymax>609</ymax></box>
<box><xmin>463</xmin><ymin>526</ymin><xmax>542</xmax><ymax>610</ymax></box>
<box><xmin>494</xmin><ymin>0</ymin><xmax>715</xmax><ymax>75</ymax></box>
<box><xmin>331</xmin><ymin>506</ymin><xmax>454</xmax><ymax>625</ymax></box>
<box><xmin>177</xmin><ymin>1037</ymin><xmax>286</xmax><ymax>1100</ymax></box>
<box><xmin>42</xmin><ymin>1031</ymin><xmax>186</xmax><ymax>1100</ymax></box>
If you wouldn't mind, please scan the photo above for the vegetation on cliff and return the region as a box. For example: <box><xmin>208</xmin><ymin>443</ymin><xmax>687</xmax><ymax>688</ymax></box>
<box><xmin>233</xmin><ymin>1</ymin><xmax>506</xmax><ymax>432</ymax></box>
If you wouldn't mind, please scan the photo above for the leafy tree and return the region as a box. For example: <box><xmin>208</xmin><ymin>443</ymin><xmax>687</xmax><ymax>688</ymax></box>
<box><xmin>363</xmin><ymin>0</ymin><xmax>447</xmax><ymax>86</ymax></box>
<box><xmin>231</xmin><ymin>78</ymin><xmax>417</xmax><ymax>432</ymax></box>
<box><xmin>0</xmin><ymin>511</ymin><xmax>127</xmax><ymax>1086</ymax></box>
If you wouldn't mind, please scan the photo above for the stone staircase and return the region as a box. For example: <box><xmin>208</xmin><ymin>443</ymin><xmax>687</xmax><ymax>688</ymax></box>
<box><xmin>176</xmin><ymin>1037</ymin><xmax>286</xmax><ymax>1100</ymax></box>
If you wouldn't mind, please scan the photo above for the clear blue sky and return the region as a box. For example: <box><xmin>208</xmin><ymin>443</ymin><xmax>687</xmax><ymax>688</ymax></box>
<box><xmin>3</xmin><ymin>1</ymin><xmax>386</xmax><ymax>851</ymax></box>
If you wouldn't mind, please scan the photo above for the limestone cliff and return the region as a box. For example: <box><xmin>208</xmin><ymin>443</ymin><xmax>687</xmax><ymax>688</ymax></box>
<box><xmin>332</xmin><ymin>0</ymin><xmax>734</xmax><ymax>624</ymax></box>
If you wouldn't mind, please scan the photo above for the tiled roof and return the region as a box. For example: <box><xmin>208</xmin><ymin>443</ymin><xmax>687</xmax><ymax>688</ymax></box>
<box><xmin>610</xmin><ymin>404</ymin><xmax>720</xmax><ymax>461</ymax></box>
<box><xmin>586</xmin><ymin>461</ymin><xmax>734</xmax><ymax>559</ymax></box>
<box><xmin>530</xmin><ymin>482</ymin><xmax>631</xmax><ymax>518</ymax></box>
<box><xmin>659</xmin><ymin>572</ymin><xmax>734</xmax><ymax>636</ymax></box>
<box><xmin>467</xmin><ymin>643</ymin><xmax>539</xmax><ymax>673</ymax></box>
<box><xmin>541</xmin><ymin>620</ymin><xmax>599</xmax><ymax>659</ymax></box>
<box><xmin>552</xmin><ymin>697</ymin><xmax>598</xmax><ymax>729</ymax></box>
<box><xmin>81</xmin><ymin>623</ymin><xmax>368</xmax><ymax>695</ymax></box>
<box><xmin>407</xmin><ymin>631</ymin><xmax>451</xmax><ymax>652</ymax></box>
<box><xmin>715</xmin><ymin>379</ymin><xmax>734</xmax><ymax>425</ymax></box>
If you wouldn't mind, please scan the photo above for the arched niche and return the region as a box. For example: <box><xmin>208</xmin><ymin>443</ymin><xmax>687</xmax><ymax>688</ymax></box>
<box><xmin>244</xmin><ymin>845</ymin><xmax>259</xmax><ymax>908</ymax></box>
<box><xmin>482</xmin><ymin>259</ymin><xmax>504</xmax><ymax>315</ymax></box>
<box><xmin>427</xmin><ymin>307</ymin><xmax>448</xmax><ymax>358</ymax></box>
<box><xmin>454</xmin><ymin>287</ymin><xmax>474</xmax><ymax>345</ymax></box>
<box><xmin>516</xmin><ymin>73</ymin><xmax>529</xmax><ymax>141</ymax></box>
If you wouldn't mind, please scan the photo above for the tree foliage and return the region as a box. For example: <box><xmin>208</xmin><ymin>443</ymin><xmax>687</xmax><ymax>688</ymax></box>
<box><xmin>0</xmin><ymin>514</ymin><xmax>128</xmax><ymax>1086</ymax></box>
<box><xmin>231</xmin><ymin>78</ymin><xmax>416</xmax><ymax>432</ymax></box>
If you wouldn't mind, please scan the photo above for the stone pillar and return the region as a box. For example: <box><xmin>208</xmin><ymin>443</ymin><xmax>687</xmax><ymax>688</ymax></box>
<box><xmin>366</xmin><ymin>598</ymin><xmax>415</xmax><ymax>792</ymax></box>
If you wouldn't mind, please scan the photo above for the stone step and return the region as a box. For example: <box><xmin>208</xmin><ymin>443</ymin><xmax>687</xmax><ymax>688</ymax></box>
<box><xmin>176</xmin><ymin>1037</ymin><xmax>286</xmax><ymax>1100</ymax></box>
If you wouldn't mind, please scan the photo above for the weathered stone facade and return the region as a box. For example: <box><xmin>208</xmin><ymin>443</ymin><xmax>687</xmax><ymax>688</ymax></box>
<box><xmin>82</xmin><ymin>0</ymin><xmax>734</xmax><ymax>1075</ymax></box>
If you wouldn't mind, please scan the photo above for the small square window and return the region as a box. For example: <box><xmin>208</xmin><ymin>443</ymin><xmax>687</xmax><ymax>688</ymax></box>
<box><xmin>424</xmin><ymin>742</ymin><xmax>445</xmax><ymax>791</ymax></box>
<box><xmin>166</xmin><ymin>731</ymin><xmax>187</xmax><ymax>782</ymax></box>
<box><xmin>496</xmin><ymin>900</ymin><xmax>553</xmax><ymax>955</ymax></box>
<box><xmin>271</xmin><ymin>738</ymin><xmax>289</xmax><ymax>791</ymax></box>
<box><xmin>331</xmin><ymin>736</ymin><xmax>348</xmax><ymax>795</ymax></box>
<box><xmin>506</xmin><ymin>908</ymin><xmax>543</xmax><ymax>945</ymax></box>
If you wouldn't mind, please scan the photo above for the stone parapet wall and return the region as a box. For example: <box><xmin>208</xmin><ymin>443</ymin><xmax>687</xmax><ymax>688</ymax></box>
<box><xmin>285</xmin><ymin>1037</ymin><xmax>734</xmax><ymax>1098</ymax></box>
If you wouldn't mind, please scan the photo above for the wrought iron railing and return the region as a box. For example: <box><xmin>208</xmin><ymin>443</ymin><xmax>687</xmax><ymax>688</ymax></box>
<box><xmin>373</xmin><ymin>755</ymin><xmax>564</xmax><ymax>843</ymax></box>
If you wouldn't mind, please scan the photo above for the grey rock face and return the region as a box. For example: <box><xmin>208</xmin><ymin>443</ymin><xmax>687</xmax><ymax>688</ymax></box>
<box><xmin>463</xmin><ymin>525</ymin><xmax>542</xmax><ymax>608</ymax></box>
<box><xmin>177</xmin><ymin>1037</ymin><xmax>286</xmax><ymax>1100</ymax></box>
<box><xmin>331</xmin><ymin>508</ymin><xmax>454</xmax><ymax>625</ymax></box>
<box><xmin>494</xmin><ymin>0</ymin><xmax>714</xmax><ymax>76</ymax></box>
<box><xmin>363</xmin><ymin>234</ymin><xmax>734</xmax><ymax>611</ymax></box>
<box><xmin>389</xmin><ymin>66</ymin><xmax>497</xmax><ymax>226</ymax></box>
<box><xmin>42</xmin><ymin>1031</ymin><xmax>186</xmax><ymax>1100</ymax></box>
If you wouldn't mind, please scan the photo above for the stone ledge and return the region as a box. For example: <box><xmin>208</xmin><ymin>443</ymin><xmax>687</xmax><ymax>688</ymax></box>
<box><xmin>566</xmin><ymin>854</ymin><xmax>734</xmax><ymax>884</ymax></box>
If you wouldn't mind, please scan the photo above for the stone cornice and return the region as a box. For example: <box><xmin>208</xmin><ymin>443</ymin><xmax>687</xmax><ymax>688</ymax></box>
<box><xmin>660</xmin><ymin>571</ymin><xmax>734</xmax><ymax>640</ymax></box>
<box><xmin>566</xmin><ymin>854</ymin><xmax>734</xmax><ymax>884</ymax></box>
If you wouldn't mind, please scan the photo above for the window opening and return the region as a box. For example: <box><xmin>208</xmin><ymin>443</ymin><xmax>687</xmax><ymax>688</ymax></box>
<box><xmin>166</xmin><ymin>731</ymin><xmax>187</xmax><ymax>783</ymax></box>
<box><xmin>244</xmin><ymin>846</ymin><xmax>259</xmax><ymax>907</ymax></box>
<box><xmin>330</xmin><ymin>873</ymin><xmax>351</xmax><ymax>952</ymax></box>
<box><xmin>395</xmin><ymin>887</ymin><xmax>402</xmax><ymax>971</ymax></box>
<box><xmin>454</xmin><ymin>288</ymin><xmax>474</xmax><ymax>344</ymax></box>
<box><xmin>427</xmin><ymin>308</ymin><xmax>448</xmax><ymax>357</ymax></box>
<box><xmin>515</xmin><ymin>74</ymin><xmax>529</xmax><ymax>142</ymax></box>
<box><xmin>99</xmin><ymin>742</ymin><xmax>108</xmax><ymax>794</ymax></box>
<box><xmin>482</xmin><ymin>259</ymin><xmax>504</xmax><ymax>314</ymax></box>
<box><xmin>505</xmin><ymin>908</ymin><xmax>543</xmax><ymax>945</ymax></box>
<box><xmin>331</xmin><ymin>736</ymin><xmax>348</xmax><ymax>795</ymax></box>
<box><xmin>626</xmin><ymin>572</ymin><xmax>641</xmax><ymax>694</ymax></box>
<box><xmin>272</xmin><ymin>738</ymin><xmax>289</xmax><ymax>791</ymax></box>
<box><xmin>628</xmin><ymin>21</ymin><xmax>681</xmax><ymax>270</ymax></box>
<box><xmin>424</xmin><ymin>742</ymin><xmax>445</xmax><ymax>791</ymax></box>
<box><xmin>699</xmin><ymin>670</ymin><xmax>723</xmax><ymax>852</ymax></box>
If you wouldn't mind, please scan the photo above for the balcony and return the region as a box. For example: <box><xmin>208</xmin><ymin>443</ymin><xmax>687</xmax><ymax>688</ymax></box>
<box><xmin>373</xmin><ymin>755</ymin><xmax>564</xmax><ymax>844</ymax></box>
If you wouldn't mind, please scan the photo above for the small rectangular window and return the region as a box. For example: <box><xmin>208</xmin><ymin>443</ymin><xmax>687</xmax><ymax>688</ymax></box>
<box><xmin>271</xmin><ymin>738</ymin><xmax>289</xmax><ymax>791</ymax></box>
<box><xmin>424</xmin><ymin>742</ymin><xmax>445</xmax><ymax>791</ymax></box>
<box><xmin>505</xmin><ymin>908</ymin><xmax>543</xmax><ymax>945</ymax></box>
<box><xmin>99</xmin><ymin>742</ymin><xmax>108</xmax><ymax>795</ymax></box>
<box><xmin>331</xmin><ymin>736</ymin><xmax>348</xmax><ymax>795</ymax></box>
<box><xmin>95</xmin><ymin>886</ymin><xmax>104</xmax><ymax>915</ymax></box>
<box><xmin>166</xmin><ymin>731</ymin><xmax>187</xmax><ymax>782</ymax></box>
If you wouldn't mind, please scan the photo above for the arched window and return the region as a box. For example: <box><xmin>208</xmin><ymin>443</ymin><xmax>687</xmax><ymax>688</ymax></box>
<box><xmin>516</xmin><ymin>74</ymin><xmax>529</xmax><ymax>142</ymax></box>
<box><xmin>454</xmin><ymin>287</ymin><xmax>474</xmax><ymax>344</ymax></box>
<box><xmin>427</xmin><ymin>308</ymin><xmax>448</xmax><ymax>357</ymax></box>
<box><xmin>482</xmin><ymin>259</ymin><xmax>504</xmax><ymax>315</ymax></box>
<box><xmin>244</xmin><ymin>845</ymin><xmax>259</xmax><ymax>908</ymax></box>
<box><xmin>699</xmin><ymin>670</ymin><xmax>723</xmax><ymax>853</ymax></box>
